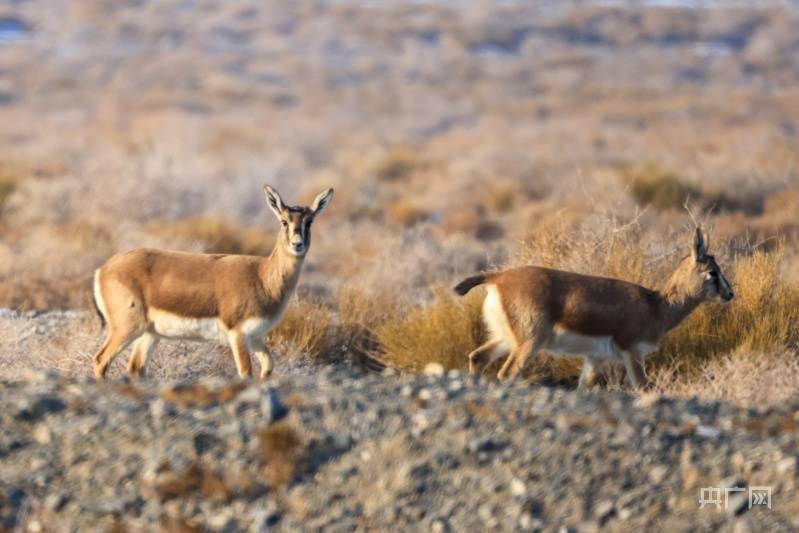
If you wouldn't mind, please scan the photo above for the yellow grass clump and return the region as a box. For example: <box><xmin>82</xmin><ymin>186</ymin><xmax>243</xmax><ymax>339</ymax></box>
<box><xmin>267</xmin><ymin>299</ymin><xmax>337</xmax><ymax>360</ymax></box>
<box><xmin>374</xmin><ymin>287</ymin><xmax>484</xmax><ymax>372</ymax></box>
<box><xmin>373</xmin><ymin>144</ymin><xmax>426</xmax><ymax>182</ymax></box>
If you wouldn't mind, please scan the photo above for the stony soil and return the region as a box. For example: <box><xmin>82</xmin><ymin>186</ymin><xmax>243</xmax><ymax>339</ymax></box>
<box><xmin>1</xmin><ymin>367</ymin><xmax>798</xmax><ymax>532</ymax></box>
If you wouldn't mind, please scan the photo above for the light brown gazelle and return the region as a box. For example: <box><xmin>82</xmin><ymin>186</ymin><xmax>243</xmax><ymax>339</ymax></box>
<box><xmin>454</xmin><ymin>229</ymin><xmax>733</xmax><ymax>388</ymax></box>
<box><xmin>91</xmin><ymin>185</ymin><xmax>333</xmax><ymax>380</ymax></box>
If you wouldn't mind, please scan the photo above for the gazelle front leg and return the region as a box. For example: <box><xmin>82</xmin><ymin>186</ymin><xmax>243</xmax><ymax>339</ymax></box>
<box><xmin>250</xmin><ymin>337</ymin><xmax>274</xmax><ymax>379</ymax></box>
<box><xmin>577</xmin><ymin>357</ymin><xmax>601</xmax><ymax>390</ymax></box>
<box><xmin>228</xmin><ymin>330</ymin><xmax>253</xmax><ymax>379</ymax></box>
<box><xmin>620</xmin><ymin>349</ymin><xmax>648</xmax><ymax>390</ymax></box>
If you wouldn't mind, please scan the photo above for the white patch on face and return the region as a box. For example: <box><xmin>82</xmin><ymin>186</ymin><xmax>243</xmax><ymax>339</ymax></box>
<box><xmin>547</xmin><ymin>326</ymin><xmax>618</xmax><ymax>360</ymax></box>
<box><xmin>483</xmin><ymin>286</ymin><xmax>515</xmax><ymax>350</ymax></box>
<box><xmin>148</xmin><ymin>308</ymin><xmax>228</xmax><ymax>344</ymax></box>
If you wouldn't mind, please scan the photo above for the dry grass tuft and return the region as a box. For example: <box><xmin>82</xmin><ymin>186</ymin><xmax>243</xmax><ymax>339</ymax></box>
<box><xmin>386</xmin><ymin>199</ymin><xmax>429</xmax><ymax>226</ymax></box>
<box><xmin>149</xmin><ymin>217</ymin><xmax>273</xmax><ymax>256</ymax></box>
<box><xmin>483</xmin><ymin>178</ymin><xmax>524</xmax><ymax>214</ymax></box>
<box><xmin>374</xmin><ymin>287</ymin><xmax>484</xmax><ymax>371</ymax></box>
<box><xmin>154</xmin><ymin>461</ymin><xmax>231</xmax><ymax>503</ymax></box>
<box><xmin>372</xmin><ymin>144</ymin><xmax>426</xmax><ymax>182</ymax></box>
<box><xmin>267</xmin><ymin>299</ymin><xmax>336</xmax><ymax>360</ymax></box>
<box><xmin>620</xmin><ymin>163</ymin><xmax>700</xmax><ymax>211</ymax></box>
<box><xmin>654</xmin><ymin>350</ymin><xmax>799</xmax><ymax>407</ymax></box>
<box><xmin>160</xmin><ymin>382</ymin><xmax>247</xmax><ymax>408</ymax></box>
<box><xmin>257</xmin><ymin>422</ymin><xmax>303</xmax><ymax>489</ymax></box>
<box><xmin>620</xmin><ymin>163</ymin><xmax>750</xmax><ymax>213</ymax></box>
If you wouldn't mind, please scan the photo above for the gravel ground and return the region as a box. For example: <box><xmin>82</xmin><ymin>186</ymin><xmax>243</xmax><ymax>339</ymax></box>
<box><xmin>1</xmin><ymin>367</ymin><xmax>798</xmax><ymax>532</ymax></box>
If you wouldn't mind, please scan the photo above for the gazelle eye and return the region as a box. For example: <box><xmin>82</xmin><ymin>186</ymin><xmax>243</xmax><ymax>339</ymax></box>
<box><xmin>281</xmin><ymin>221</ymin><xmax>288</xmax><ymax>228</ymax></box>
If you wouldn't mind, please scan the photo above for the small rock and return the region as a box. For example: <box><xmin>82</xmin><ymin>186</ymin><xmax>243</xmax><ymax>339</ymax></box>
<box><xmin>649</xmin><ymin>465</ymin><xmax>669</xmax><ymax>484</ymax></box>
<box><xmin>261</xmin><ymin>387</ymin><xmax>288</xmax><ymax>423</ymax></box>
<box><xmin>423</xmin><ymin>363</ymin><xmax>445</xmax><ymax>377</ymax></box>
<box><xmin>594</xmin><ymin>500</ymin><xmax>615</xmax><ymax>523</ymax></box>
<box><xmin>149</xmin><ymin>399</ymin><xmax>176</xmax><ymax>421</ymax></box>
<box><xmin>430</xmin><ymin>518</ymin><xmax>449</xmax><ymax>533</ymax></box>
<box><xmin>510</xmin><ymin>477</ymin><xmax>526</xmax><ymax>498</ymax></box>
<box><xmin>448</xmin><ymin>380</ymin><xmax>463</xmax><ymax>393</ymax></box>
<box><xmin>44</xmin><ymin>493</ymin><xmax>69</xmax><ymax>512</ymax></box>
<box><xmin>776</xmin><ymin>456</ymin><xmax>797</xmax><ymax>477</ymax></box>
<box><xmin>696</xmin><ymin>425</ymin><xmax>721</xmax><ymax>439</ymax></box>
<box><xmin>33</xmin><ymin>424</ymin><xmax>52</xmax><ymax>445</ymax></box>
<box><xmin>478</xmin><ymin>503</ymin><xmax>494</xmax><ymax>522</ymax></box>
<box><xmin>15</xmin><ymin>395</ymin><xmax>65</xmax><ymax>422</ymax></box>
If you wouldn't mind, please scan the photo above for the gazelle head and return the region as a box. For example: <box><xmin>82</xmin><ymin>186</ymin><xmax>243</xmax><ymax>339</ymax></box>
<box><xmin>264</xmin><ymin>185</ymin><xmax>334</xmax><ymax>257</ymax></box>
<box><xmin>671</xmin><ymin>228</ymin><xmax>734</xmax><ymax>304</ymax></box>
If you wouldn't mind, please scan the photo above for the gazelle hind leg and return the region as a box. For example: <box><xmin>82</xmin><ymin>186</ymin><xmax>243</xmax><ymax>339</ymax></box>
<box><xmin>467</xmin><ymin>339</ymin><xmax>506</xmax><ymax>375</ymax></box>
<box><xmin>93</xmin><ymin>328</ymin><xmax>142</xmax><ymax>380</ymax></box>
<box><xmin>126</xmin><ymin>333</ymin><xmax>159</xmax><ymax>378</ymax></box>
<box><xmin>91</xmin><ymin>278</ymin><xmax>147</xmax><ymax>380</ymax></box>
<box><xmin>228</xmin><ymin>330</ymin><xmax>253</xmax><ymax>379</ymax></box>
<box><xmin>497</xmin><ymin>336</ymin><xmax>548</xmax><ymax>381</ymax></box>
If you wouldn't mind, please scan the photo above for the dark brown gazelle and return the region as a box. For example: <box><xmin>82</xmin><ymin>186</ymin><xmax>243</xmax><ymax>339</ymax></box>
<box><xmin>91</xmin><ymin>185</ymin><xmax>333</xmax><ymax>380</ymax></box>
<box><xmin>454</xmin><ymin>228</ymin><xmax>733</xmax><ymax>388</ymax></box>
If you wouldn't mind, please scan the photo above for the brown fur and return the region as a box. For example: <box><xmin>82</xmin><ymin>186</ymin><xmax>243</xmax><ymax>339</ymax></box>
<box><xmin>91</xmin><ymin>185</ymin><xmax>333</xmax><ymax>380</ymax></box>
<box><xmin>460</xmin><ymin>229</ymin><xmax>733</xmax><ymax>388</ymax></box>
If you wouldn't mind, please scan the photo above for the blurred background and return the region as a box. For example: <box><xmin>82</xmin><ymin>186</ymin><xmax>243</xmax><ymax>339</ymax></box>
<box><xmin>0</xmin><ymin>1</ymin><xmax>798</xmax><ymax>401</ymax></box>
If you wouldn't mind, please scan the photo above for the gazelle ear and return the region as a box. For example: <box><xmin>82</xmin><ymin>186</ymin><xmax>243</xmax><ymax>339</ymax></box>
<box><xmin>263</xmin><ymin>185</ymin><xmax>285</xmax><ymax>219</ymax></box>
<box><xmin>692</xmin><ymin>227</ymin><xmax>708</xmax><ymax>261</ymax></box>
<box><xmin>310</xmin><ymin>188</ymin><xmax>334</xmax><ymax>217</ymax></box>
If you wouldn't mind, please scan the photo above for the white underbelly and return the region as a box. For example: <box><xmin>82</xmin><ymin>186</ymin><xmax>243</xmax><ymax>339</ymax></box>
<box><xmin>545</xmin><ymin>327</ymin><xmax>618</xmax><ymax>360</ymax></box>
<box><xmin>149</xmin><ymin>309</ymin><xmax>228</xmax><ymax>343</ymax></box>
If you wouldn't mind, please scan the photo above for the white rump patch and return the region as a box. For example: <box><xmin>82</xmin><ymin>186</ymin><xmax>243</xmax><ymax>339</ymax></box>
<box><xmin>483</xmin><ymin>286</ymin><xmax>515</xmax><ymax>349</ymax></box>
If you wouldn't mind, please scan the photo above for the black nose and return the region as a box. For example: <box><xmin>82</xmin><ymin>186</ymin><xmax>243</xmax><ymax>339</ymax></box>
<box><xmin>726</xmin><ymin>292</ymin><xmax>734</xmax><ymax>301</ymax></box>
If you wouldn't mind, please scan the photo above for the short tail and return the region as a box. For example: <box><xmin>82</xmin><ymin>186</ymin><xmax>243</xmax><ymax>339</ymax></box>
<box><xmin>453</xmin><ymin>274</ymin><xmax>488</xmax><ymax>296</ymax></box>
<box><xmin>92</xmin><ymin>271</ymin><xmax>106</xmax><ymax>329</ymax></box>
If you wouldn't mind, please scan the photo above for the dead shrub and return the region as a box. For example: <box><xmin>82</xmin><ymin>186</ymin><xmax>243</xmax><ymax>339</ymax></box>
<box><xmin>654</xmin><ymin>350</ymin><xmax>799</xmax><ymax>407</ymax></box>
<box><xmin>373</xmin><ymin>144</ymin><xmax>425</xmax><ymax>182</ymax></box>
<box><xmin>154</xmin><ymin>461</ymin><xmax>231</xmax><ymax>503</ymax></box>
<box><xmin>267</xmin><ymin>299</ymin><xmax>336</xmax><ymax>360</ymax></box>
<box><xmin>52</xmin><ymin>220</ymin><xmax>115</xmax><ymax>253</ymax></box>
<box><xmin>386</xmin><ymin>199</ymin><xmax>429</xmax><ymax>226</ymax></box>
<box><xmin>149</xmin><ymin>217</ymin><xmax>272</xmax><ymax>256</ymax></box>
<box><xmin>620</xmin><ymin>163</ymin><xmax>751</xmax><ymax>213</ymax></box>
<box><xmin>160</xmin><ymin>382</ymin><xmax>247</xmax><ymax>408</ymax></box>
<box><xmin>257</xmin><ymin>422</ymin><xmax>303</xmax><ymax>489</ymax></box>
<box><xmin>374</xmin><ymin>287</ymin><xmax>484</xmax><ymax>371</ymax></box>
<box><xmin>0</xmin><ymin>276</ymin><xmax>92</xmax><ymax>311</ymax></box>
<box><xmin>483</xmin><ymin>177</ymin><xmax>523</xmax><ymax>214</ymax></box>
<box><xmin>620</xmin><ymin>163</ymin><xmax>700</xmax><ymax>210</ymax></box>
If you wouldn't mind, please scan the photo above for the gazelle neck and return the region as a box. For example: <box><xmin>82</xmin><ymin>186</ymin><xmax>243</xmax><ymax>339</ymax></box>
<box><xmin>657</xmin><ymin>264</ymin><xmax>702</xmax><ymax>334</ymax></box>
<box><xmin>258</xmin><ymin>234</ymin><xmax>305</xmax><ymax>299</ymax></box>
